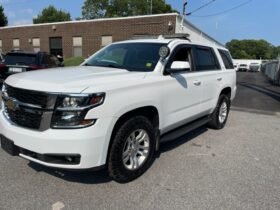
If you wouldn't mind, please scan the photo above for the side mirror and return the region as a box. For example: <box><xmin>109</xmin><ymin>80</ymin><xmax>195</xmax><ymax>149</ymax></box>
<box><xmin>169</xmin><ymin>61</ymin><xmax>190</xmax><ymax>72</ymax></box>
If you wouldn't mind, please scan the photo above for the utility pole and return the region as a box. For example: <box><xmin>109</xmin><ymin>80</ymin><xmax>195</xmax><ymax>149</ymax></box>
<box><xmin>180</xmin><ymin>1</ymin><xmax>188</xmax><ymax>32</ymax></box>
<box><xmin>151</xmin><ymin>0</ymin><xmax>153</xmax><ymax>15</ymax></box>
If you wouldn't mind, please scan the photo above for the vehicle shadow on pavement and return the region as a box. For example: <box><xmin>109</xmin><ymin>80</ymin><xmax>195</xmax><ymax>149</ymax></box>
<box><xmin>159</xmin><ymin>126</ymin><xmax>208</xmax><ymax>154</ymax></box>
<box><xmin>28</xmin><ymin>162</ymin><xmax>113</xmax><ymax>184</ymax></box>
<box><xmin>26</xmin><ymin>126</ymin><xmax>208</xmax><ymax>184</ymax></box>
<box><xmin>238</xmin><ymin>82</ymin><xmax>280</xmax><ymax>102</ymax></box>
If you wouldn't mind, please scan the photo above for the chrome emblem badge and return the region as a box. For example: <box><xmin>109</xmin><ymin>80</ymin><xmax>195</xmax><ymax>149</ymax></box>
<box><xmin>5</xmin><ymin>99</ymin><xmax>17</xmax><ymax>111</ymax></box>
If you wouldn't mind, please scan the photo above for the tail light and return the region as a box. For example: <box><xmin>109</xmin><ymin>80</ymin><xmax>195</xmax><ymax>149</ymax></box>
<box><xmin>0</xmin><ymin>64</ymin><xmax>6</xmax><ymax>70</ymax></box>
<box><xmin>29</xmin><ymin>65</ymin><xmax>43</xmax><ymax>70</ymax></box>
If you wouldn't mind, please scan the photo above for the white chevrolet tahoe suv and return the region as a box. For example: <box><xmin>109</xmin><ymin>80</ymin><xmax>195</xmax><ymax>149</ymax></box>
<box><xmin>0</xmin><ymin>37</ymin><xmax>236</xmax><ymax>183</ymax></box>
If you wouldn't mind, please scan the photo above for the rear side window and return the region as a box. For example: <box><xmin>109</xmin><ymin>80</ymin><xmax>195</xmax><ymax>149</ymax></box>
<box><xmin>219</xmin><ymin>50</ymin><xmax>234</xmax><ymax>69</ymax></box>
<box><xmin>194</xmin><ymin>47</ymin><xmax>220</xmax><ymax>71</ymax></box>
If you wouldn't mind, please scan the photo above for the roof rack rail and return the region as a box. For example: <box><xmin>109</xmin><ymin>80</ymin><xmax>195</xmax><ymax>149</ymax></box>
<box><xmin>131</xmin><ymin>35</ymin><xmax>159</xmax><ymax>40</ymax></box>
<box><xmin>131</xmin><ymin>34</ymin><xmax>191</xmax><ymax>41</ymax></box>
<box><xmin>158</xmin><ymin>34</ymin><xmax>191</xmax><ymax>41</ymax></box>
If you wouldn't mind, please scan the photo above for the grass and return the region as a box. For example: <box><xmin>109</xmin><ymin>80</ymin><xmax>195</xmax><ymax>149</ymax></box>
<box><xmin>64</xmin><ymin>57</ymin><xmax>85</xmax><ymax>67</ymax></box>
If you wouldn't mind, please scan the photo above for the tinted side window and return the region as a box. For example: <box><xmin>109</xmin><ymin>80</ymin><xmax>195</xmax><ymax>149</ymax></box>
<box><xmin>195</xmin><ymin>47</ymin><xmax>220</xmax><ymax>71</ymax></box>
<box><xmin>219</xmin><ymin>50</ymin><xmax>234</xmax><ymax>69</ymax></box>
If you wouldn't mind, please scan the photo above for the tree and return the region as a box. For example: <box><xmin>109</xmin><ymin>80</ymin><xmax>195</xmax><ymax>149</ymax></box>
<box><xmin>272</xmin><ymin>46</ymin><xmax>280</xmax><ymax>59</ymax></box>
<box><xmin>82</xmin><ymin>0</ymin><xmax>176</xmax><ymax>19</ymax></box>
<box><xmin>33</xmin><ymin>5</ymin><xmax>71</xmax><ymax>24</ymax></box>
<box><xmin>0</xmin><ymin>5</ymin><xmax>8</xmax><ymax>27</ymax></box>
<box><xmin>226</xmin><ymin>39</ymin><xmax>275</xmax><ymax>60</ymax></box>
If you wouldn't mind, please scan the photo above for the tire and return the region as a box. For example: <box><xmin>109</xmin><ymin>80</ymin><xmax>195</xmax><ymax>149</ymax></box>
<box><xmin>108</xmin><ymin>116</ymin><xmax>156</xmax><ymax>183</ymax></box>
<box><xmin>208</xmin><ymin>94</ymin><xmax>231</xmax><ymax>130</ymax></box>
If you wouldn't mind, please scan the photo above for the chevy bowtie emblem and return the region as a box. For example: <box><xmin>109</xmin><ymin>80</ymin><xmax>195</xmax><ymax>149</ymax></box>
<box><xmin>5</xmin><ymin>99</ymin><xmax>18</xmax><ymax>111</ymax></box>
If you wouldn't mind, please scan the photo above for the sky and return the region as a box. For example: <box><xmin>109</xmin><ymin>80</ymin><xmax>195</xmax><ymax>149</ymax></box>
<box><xmin>0</xmin><ymin>0</ymin><xmax>279</xmax><ymax>45</ymax></box>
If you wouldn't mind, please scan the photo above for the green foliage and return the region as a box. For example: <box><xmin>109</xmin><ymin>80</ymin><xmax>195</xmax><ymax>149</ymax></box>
<box><xmin>272</xmin><ymin>46</ymin><xmax>280</xmax><ymax>59</ymax></box>
<box><xmin>64</xmin><ymin>57</ymin><xmax>85</xmax><ymax>67</ymax></box>
<box><xmin>82</xmin><ymin>0</ymin><xmax>176</xmax><ymax>19</ymax></box>
<box><xmin>0</xmin><ymin>6</ymin><xmax>8</xmax><ymax>27</ymax></box>
<box><xmin>226</xmin><ymin>39</ymin><xmax>279</xmax><ymax>60</ymax></box>
<box><xmin>33</xmin><ymin>5</ymin><xmax>71</xmax><ymax>24</ymax></box>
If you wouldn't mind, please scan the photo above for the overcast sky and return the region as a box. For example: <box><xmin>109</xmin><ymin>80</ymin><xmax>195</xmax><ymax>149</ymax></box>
<box><xmin>0</xmin><ymin>0</ymin><xmax>279</xmax><ymax>45</ymax></box>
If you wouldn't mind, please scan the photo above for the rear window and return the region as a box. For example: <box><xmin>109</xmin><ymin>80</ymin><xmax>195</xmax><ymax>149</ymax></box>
<box><xmin>4</xmin><ymin>53</ymin><xmax>37</xmax><ymax>66</ymax></box>
<box><xmin>195</xmin><ymin>47</ymin><xmax>220</xmax><ymax>71</ymax></box>
<box><xmin>218</xmin><ymin>50</ymin><xmax>234</xmax><ymax>69</ymax></box>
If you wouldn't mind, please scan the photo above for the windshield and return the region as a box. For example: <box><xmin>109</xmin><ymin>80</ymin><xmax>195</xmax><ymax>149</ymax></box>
<box><xmin>84</xmin><ymin>43</ymin><xmax>166</xmax><ymax>72</ymax></box>
<box><xmin>4</xmin><ymin>54</ymin><xmax>38</xmax><ymax>66</ymax></box>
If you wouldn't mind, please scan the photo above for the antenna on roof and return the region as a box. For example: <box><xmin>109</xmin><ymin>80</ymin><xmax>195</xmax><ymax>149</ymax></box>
<box><xmin>180</xmin><ymin>1</ymin><xmax>188</xmax><ymax>32</ymax></box>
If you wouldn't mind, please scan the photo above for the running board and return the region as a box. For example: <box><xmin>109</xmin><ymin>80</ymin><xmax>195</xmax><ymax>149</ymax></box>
<box><xmin>160</xmin><ymin>116</ymin><xmax>211</xmax><ymax>143</ymax></box>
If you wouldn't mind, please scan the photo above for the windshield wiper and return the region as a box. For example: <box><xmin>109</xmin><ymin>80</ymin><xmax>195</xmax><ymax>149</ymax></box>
<box><xmin>84</xmin><ymin>63</ymin><xmax>129</xmax><ymax>71</ymax></box>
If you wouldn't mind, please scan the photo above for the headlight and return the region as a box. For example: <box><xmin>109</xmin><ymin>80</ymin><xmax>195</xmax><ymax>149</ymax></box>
<box><xmin>51</xmin><ymin>93</ymin><xmax>105</xmax><ymax>129</ymax></box>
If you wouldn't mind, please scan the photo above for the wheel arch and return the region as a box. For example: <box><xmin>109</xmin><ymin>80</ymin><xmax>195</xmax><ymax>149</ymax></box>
<box><xmin>220</xmin><ymin>87</ymin><xmax>232</xmax><ymax>99</ymax></box>
<box><xmin>105</xmin><ymin>106</ymin><xmax>160</xmax><ymax>165</ymax></box>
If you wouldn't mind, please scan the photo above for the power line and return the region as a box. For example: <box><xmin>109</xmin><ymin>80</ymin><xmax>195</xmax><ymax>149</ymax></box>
<box><xmin>186</xmin><ymin>0</ymin><xmax>217</xmax><ymax>16</ymax></box>
<box><xmin>189</xmin><ymin>0</ymin><xmax>253</xmax><ymax>17</ymax></box>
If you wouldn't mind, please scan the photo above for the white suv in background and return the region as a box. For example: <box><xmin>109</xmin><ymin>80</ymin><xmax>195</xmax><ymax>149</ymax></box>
<box><xmin>0</xmin><ymin>36</ymin><xmax>236</xmax><ymax>183</ymax></box>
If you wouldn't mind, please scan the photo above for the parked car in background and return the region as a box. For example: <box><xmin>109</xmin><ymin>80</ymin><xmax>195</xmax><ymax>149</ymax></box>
<box><xmin>249</xmin><ymin>63</ymin><xmax>260</xmax><ymax>72</ymax></box>
<box><xmin>0</xmin><ymin>51</ymin><xmax>62</xmax><ymax>79</ymax></box>
<box><xmin>238</xmin><ymin>64</ymin><xmax>249</xmax><ymax>72</ymax></box>
<box><xmin>234</xmin><ymin>64</ymin><xmax>239</xmax><ymax>71</ymax></box>
<box><xmin>0</xmin><ymin>52</ymin><xmax>5</xmax><ymax>63</ymax></box>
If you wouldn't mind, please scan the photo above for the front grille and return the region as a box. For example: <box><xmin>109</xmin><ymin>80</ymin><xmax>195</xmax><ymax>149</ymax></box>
<box><xmin>6</xmin><ymin>108</ymin><xmax>42</xmax><ymax>130</ymax></box>
<box><xmin>3</xmin><ymin>84</ymin><xmax>54</xmax><ymax>130</ymax></box>
<box><xmin>6</xmin><ymin>85</ymin><xmax>48</xmax><ymax>108</ymax></box>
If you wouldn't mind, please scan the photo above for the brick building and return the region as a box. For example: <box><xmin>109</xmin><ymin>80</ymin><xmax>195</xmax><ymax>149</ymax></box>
<box><xmin>0</xmin><ymin>13</ymin><xmax>223</xmax><ymax>58</ymax></box>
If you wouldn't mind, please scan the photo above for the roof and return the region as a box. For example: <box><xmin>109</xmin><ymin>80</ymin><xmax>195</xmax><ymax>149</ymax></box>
<box><xmin>6</xmin><ymin>51</ymin><xmax>45</xmax><ymax>55</ymax></box>
<box><xmin>111</xmin><ymin>38</ymin><xmax>227</xmax><ymax>50</ymax></box>
<box><xmin>0</xmin><ymin>13</ymin><xmax>178</xmax><ymax>30</ymax></box>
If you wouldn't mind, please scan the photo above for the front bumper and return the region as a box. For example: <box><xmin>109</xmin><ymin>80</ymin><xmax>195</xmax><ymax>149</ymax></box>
<box><xmin>0</xmin><ymin>111</ymin><xmax>116</xmax><ymax>169</ymax></box>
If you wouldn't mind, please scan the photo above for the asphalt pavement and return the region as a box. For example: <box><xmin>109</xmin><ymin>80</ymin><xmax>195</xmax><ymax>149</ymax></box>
<box><xmin>232</xmin><ymin>72</ymin><xmax>280</xmax><ymax>113</ymax></box>
<box><xmin>0</xmin><ymin>72</ymin><xmax>279</xmax><ymax>210</ymax></box>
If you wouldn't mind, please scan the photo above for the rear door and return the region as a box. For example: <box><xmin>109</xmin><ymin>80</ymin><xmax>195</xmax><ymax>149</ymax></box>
<box><xmin>193</xmin><ymin>46</ymin><xmax>222</xmax><ymax>114</ymax></box>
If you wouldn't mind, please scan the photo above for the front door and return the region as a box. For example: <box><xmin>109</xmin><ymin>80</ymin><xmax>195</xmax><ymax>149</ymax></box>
<box><xmin>161</xmin><ymin>44</ymin><xmax>203</xmax><ymax>133</ymax></box>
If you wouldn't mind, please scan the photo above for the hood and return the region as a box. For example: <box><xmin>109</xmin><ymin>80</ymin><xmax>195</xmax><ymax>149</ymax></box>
<box><xmin>5</xmin><ymin>66</ymin><xmax>147</xmax><ymax>93</ymax></box>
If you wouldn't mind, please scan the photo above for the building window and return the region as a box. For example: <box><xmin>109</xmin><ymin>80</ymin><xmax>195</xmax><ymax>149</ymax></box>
<box><xmin>0</xmin><ymin>40</ymin><xmax>2</xmax><ymax>52</ymax></box>
<box><xmin>32</xmin><ymin>38</ymin><xmax>40</xmax><ymax>52</ymax></box>
<box><xmin>73</xmin><ymin>37</ymin><xmax>83</xmax><ymax>57</ymax></box>
<box><xmin>13</xmin><ymin>39</ymin><xmax>20</xmax><ymax>50</ymax></box>
<box><xmin>101</xmin><ymin>35</ymin><xmax>112</xmax><ymax>47</ymax></box>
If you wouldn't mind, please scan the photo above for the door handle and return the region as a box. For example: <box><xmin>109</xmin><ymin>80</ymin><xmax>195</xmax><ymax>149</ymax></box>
<box><xmin>217</xmin><ymin>77</ymin><xmax>222</xmax><ymax>81</ymax></box>
<box><xmin>193</xmin><ymin>80</ymin><xmax>201</xmax><ymax>86</ymax></box>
